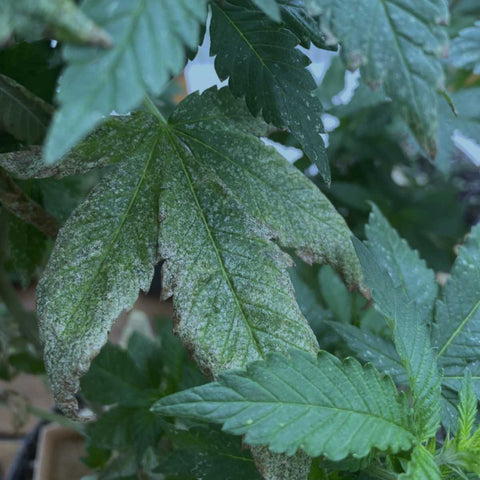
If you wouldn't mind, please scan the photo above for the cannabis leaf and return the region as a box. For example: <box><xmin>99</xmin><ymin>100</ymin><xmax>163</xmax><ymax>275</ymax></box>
<box><xmin>37</xmin><ymin>114</ymin><xmax>162</xmax><ymax>416</ymax></box>
<box><xmin>327</xmin><ymin>322</ymin><xmax>408</xmax><ymax>385</ymax></box>
<box><xmin>152</xmin><ymin>350</ymin><xmax>416</xmax><ymax>460</ymax></box>
<box><xmin>0</xmin><ymin>0</ymin><xmax>111</xmax><ymax>47</ymax></box>
<box><xmin>0</xmin><ymin>74</ymin><xmax>53</xmax><ymax>144</ymax></box>
<box><xmin>451</xmin><ymin>22</ymin><xmax>480</xmax><ymax>74</ymax></box>
<box><xmin>210</xmin><ymin>0</ymin><xmax>331</xmax><ymax>181</ymax></box>
<box><xmin>399</xmin><ymin>444</ymin><xmax>440</xmax><ymax>480</ymax></box>
<box><xmin>433</xmin><ymin>224</ymin><xmax>480</xmax><ymax>396</ymax></box>
<box><xmin>38</xmin><ymin>87</ymin><xmax>361</xmax><ymax>418</ymax></box>
<box><xmin>156</xmin><ymin>426</ymin><xmax>261</xmax><ymax>480</ymax></box>
<box><xmin>353</xmin><ymin>206</ymin><xmax>442</xmax><ymax>440</ymax></box>
<box><xmin>365</xmin><ymin>204</ymin><xmax>438</xmax><ymax>322</ymax></box>
<box><xmin>44</xmin><ymin>0</ymin><xmax>208</xmax><ymax>164</ymax></box>
<box><xmin>308</xmin><ymin>0</ymin><xmax>449</xmax><ymax>157</ymax></box>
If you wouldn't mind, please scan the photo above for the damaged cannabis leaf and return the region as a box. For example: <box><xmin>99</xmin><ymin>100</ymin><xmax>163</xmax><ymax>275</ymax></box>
<box><xmin>37</xmin><ymin>87</ymin><xmax>361</xmax><ymax>418</ymax></box>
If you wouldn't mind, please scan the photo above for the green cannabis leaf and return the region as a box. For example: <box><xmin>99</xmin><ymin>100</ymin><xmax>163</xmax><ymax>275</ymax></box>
<box><xmin>44</xmin><ymin>0</ymin><xmax>208</xmax><ymax>164</ymax></box>
<box><xmin>152</xmin><ymin>350</ymin><xmax>416</xmax><ymax>459</ymax></box>
<box><xmin>399</xmin><ymin>444</ymin><xmax>441</xmax><ymax>480</ymax></box>
<box><xmin>451</xmin><ymin>21</ymin><xmax>480</xmax><ymax>74</ymax></box>
<box><xmin>365</xmin><ymin>204</ymin><xmax>438</xmax><ymax>323</ymax></box>
<box><xmin>156</xmin><ymin>425</ymin><xmax>261</xmax><ymax>480</ymax></box>
<box><xmin>210</xmin><ymin>0</ymin><xmax>331</xmax><ymax>181</ymax></box>
<box><xmin>433</xmin><ymin>223</ymin><xmax>480</xmax><ymax>396</ymax></box>
<box><xmin>308</xmin><ymin>0</ymin><xmax>449</xmax><ymax>158</ymax></box>
<box><xmin>353</xmin><ymin>206</ymin><xmax>442</xmax><ymax>440</ymax></box>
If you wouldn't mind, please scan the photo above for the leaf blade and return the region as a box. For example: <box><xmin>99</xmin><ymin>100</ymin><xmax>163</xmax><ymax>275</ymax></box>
<box><xmin>353</xmin><ymin>234</ymin><xmax>441</xmax><ymax>440</ymax></box>
<box><xmin>152</xmin><ymin>350</ymin><xmax>416</xmax><ymax>460</ymax></box>
<box><xmin>210</xmin><ymin>0</ymin><xmax>329</xmax><ymax>181</ymax></box>
<box><xmin>37</xmin><ymin>114</ymin><xmax>162</xmax><ymax>417</ymax></box>
<box><xmin>310</xmin><ymin>0</ymin><xmax>448</xmax><ymax>157</ymax></box>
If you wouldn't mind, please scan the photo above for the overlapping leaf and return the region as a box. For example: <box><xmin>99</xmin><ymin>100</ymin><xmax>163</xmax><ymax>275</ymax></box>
<box><xmin>210</xmin><ymin>0</ymin><xmax>331</xmax><ymax>181</ymax></box>
<box><xmin>38</xmin><ymin>87</ymin><xmax>363</xmax><ymax>418</ymax></box>
<box><xmin>353</xmin><ymin>207</ymin><xmax>442</xmax><ymax>440</ymax></box>
<box><xmin>37</xmin><ymin>113</ymin><xmax>162</xmax><ymax>417</ymax></box>
<box><xmin>156</xmin><ymin>426</ymin><xmax>261</xmax><ymax>480</ymax></box>
<box><xmin>308</xmin><ymin>0</ymin><xmax>449</xmax><ymax>158</ymax></box>
<box><xmin>0</xmin><ymin>74</ymin><xmax>53</xmax><ymax>144</ymax></box>
<box><xmin>152</xmin><ymin>350</ymin><xmax>416</xmax><ymax>460</ymax></box>
<box><xmin>327</xmin><ymin>322</ymin><xmax>407</xmax><ymax>385</ymax></box>
<box><xmin>365</xmin><ymin>204</ymin><xmax>438</xmax><ymax>322</ymax></box>
<box><xmin>433</xmin><ymin>224</ymin><xmax>480</xmax><ymax>396</ymax></box>
<box><xmin>399</xmin><ymin>445</ymin><xmax>440</xmax><ymax>480</ymax></box>
<box><xmin>44</xmin><ymin>0</ymin><xmax>208</xmax><ymax>164</ymax></box>
<box><xmin>451</xmin><ymin>22</ymin><xmax>480</xmax><ymax>74</ymax></box>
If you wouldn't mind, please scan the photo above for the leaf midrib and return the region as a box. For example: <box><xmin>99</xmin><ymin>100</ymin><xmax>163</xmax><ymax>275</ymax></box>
<box><xmin>158</xmin><ymin>398</ymin><xmax>414</xmax><ymax>434</ymax></box>
<box><xmin>436</xmin><ymin>296</ymin><xmax>480</xmax><ymax>359</ymax></box>
<box><xmin>173</xmin><ymin>127</ymin><xmax>346</xmax><ymax>239</ymax></box>
<box><xmin>166</xmin><ymin>131</ymin><xmax>266</xmax><ymax>363</ymax></box>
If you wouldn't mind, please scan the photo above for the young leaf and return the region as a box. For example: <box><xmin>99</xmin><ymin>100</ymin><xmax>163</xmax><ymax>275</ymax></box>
<box><xmin>37</xmin><ymin>114</ymin><xmax>162</xmax><ymax>417</ymax></box>
<box><xmin>353</xmin><ymin>238</ymin><xmax>441</xmax><ymax>440</ymax></box>
<box><xmin>433</xmin><ymin>224</ymin><xmax>480</xmax><ymax>396</ymax></box>
<box><xmin>152</xmin><ymin>350</ymin><xmax>416</xmax><ymax>460</ymax></box>
<box><xmin>451</xmin><ymin>22</ymin><xmax>480</xmax><ymax>74</ymax></box>
<box><xmin>398</xmin><ymin>444</ymin><xmax>440</xmax><ymax>480</ymax></box>
<box><xmin>210</xmin><ymin>0</ymin><xmax>330</xmax><ymax>181</ymax></box>
<box><xmin>44</xmin><ymin>0</ymin><xmax>208</xmax><ymax>164</ymax></box>
<box><xmin>309</xmin><ymin>0</ymin><xmax>448</xmax><ymax>158</ymax></box>
<box><xmin>457</xmin><ymin>371</ymin><xmax>477</xmax><ymax>448</ymax></box>
<box><xmin>0</xmin><ymin>74</ymin><xmax>53</xmax><ymax>144</ymax></box>
<box><xmin>365</xmin><ymin>204</ymin><xmax>438</xmax><ymax>322</ymax></box>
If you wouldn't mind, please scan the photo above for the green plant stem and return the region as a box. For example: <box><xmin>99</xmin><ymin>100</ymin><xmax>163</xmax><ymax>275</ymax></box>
<box><xmin>143</xmin><ymin>96</ymin><xmax>167</xmax><ymax>123</ymax></box>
